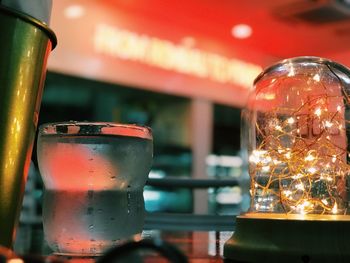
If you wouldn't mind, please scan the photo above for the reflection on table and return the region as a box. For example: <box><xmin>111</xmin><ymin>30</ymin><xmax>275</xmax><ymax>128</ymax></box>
<box><xmin>14</xmin><ymin>221</ymin><xmax>232</xmax><ymax>262</ymax></box>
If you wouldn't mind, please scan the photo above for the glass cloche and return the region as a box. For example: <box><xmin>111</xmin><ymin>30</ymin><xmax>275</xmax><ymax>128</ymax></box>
<box><xmin>242</xmin><ymin>56</ymin><xmax>350</xmax><ymax>217</ymax></box>
<box><xmin>225</xmin><ymin>56</ymin><xmax>350</xmax><ymax>263</ymax></box>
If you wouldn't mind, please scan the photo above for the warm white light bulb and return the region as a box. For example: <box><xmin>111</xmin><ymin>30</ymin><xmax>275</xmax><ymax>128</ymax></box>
<box><xmin>332</xmin><ymin>203</ymin><xmax>338</xmax><ymax>214</ymax></box>
<box><xmin>313</xmin><ymin>74</ymin><xmax>320</xmax><ymax>82</ymax></box>
<box><xmin>64</xmin><ymin>5</ymin><xmax>85</xmax><ymax>19</ymax></box>
<box><xmin>287</xmin><ymin>117</ymin><xmax>295</xmax><ymax>124</ymax></box>
<box><xmin>315</xmin><ymin>108</ymin><xmax>322</xmax><ymax>117</ymax></box>
<box><xmin>308</xmin><ymin>167</ymin><xmax>317</xmax><ymax>174</ymax></box>
<box><xmin>231</xmin><ymin>24</ymin><xmax>252</xmax><ymax>39</ymax></box>
<box><xmin>305</xmin><ymin>154</ymin><xmax>315</xmax><ymax>162</ymax></box>
<box><xmin>324</xmin><ymin>121</ymin><xmax>333</xmax><ymax>128</ymax></box>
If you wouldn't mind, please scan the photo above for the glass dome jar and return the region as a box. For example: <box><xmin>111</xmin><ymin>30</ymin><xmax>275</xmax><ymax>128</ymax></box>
<box><xmin>242</xmin><ymin>56</ymin><xmax>350</xmax><ymax>217</ymax></box>
<box><xmin>225</xmin><ymin>57</ymin><xmax>350</xmax><ymax>263</ymax></box>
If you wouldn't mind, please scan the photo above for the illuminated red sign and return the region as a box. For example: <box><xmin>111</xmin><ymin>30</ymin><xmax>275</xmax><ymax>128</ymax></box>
<box><xmin>48</xmin><ymin>0</ymin><xmax>274</xmax><ymax>107</ymax></box>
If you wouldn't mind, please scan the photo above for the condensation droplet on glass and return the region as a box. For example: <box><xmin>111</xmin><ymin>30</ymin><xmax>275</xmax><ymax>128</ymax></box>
<box><xmin>127</xmin><ymin>190</ymin><xmax>131</xmax><ymax>214</ymax></box>
<box><xmin>87</xmin><ymin>207</ymin><xmax>94</xmax><ymax>215</ymax></box>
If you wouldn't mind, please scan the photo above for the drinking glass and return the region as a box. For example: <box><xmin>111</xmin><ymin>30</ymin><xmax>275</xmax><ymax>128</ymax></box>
<box><xmin>37</xmin><ymin>122</ymin><xmax>153</xmax><ymax>256</ymax></box>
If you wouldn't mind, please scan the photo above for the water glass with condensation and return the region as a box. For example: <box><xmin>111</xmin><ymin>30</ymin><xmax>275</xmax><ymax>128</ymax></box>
<box><xmin>37</xmin><ymin>122</ymin><xmax>153</xmax><ymax>256</ymax></box>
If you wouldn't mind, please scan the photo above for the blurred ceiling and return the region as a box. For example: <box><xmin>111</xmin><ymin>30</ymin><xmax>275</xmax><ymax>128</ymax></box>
<box><xmin>98</xmin><ymin>0</ymin><xmax>350</xmax><ymax>64</ymax></box>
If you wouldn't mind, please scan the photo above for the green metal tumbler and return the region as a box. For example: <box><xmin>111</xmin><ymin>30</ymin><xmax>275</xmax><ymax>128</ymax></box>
<box><xmin>0</xmin><ymin>5</ymin><xmax>56</xmax><ymax>248</ymax></box>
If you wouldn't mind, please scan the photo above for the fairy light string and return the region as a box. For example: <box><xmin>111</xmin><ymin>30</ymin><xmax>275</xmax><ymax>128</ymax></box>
<box><xmin>250</xmin><ymin>73</ymin><xmax>350</xmax><ymax>215</ymax></box>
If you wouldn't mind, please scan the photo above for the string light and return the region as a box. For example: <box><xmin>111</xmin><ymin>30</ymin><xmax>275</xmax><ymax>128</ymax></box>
<box><xmin>246</xmin><ymin>58</ymin><xmax>350</xmax><ymax>216</ymax></box>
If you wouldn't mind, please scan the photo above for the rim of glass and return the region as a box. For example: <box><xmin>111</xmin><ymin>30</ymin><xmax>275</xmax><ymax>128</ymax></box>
<box><xmin>39</xmin><ymin>121</ymin><xmax>152</xmax><ymax>140</ymax></box>
<box><xmin>253</xmin><ymin>56</ymin><xmax>350</xmax><ymax>85</ymax></box>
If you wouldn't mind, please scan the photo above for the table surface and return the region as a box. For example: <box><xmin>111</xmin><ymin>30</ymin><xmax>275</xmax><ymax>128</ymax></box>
<box><xmin>14</xmin><ymin>224</ymin><xmax>233</xmax><ymax>262</ymax></box>
<box><xmin>141</xmin><ymin>230</ymin><xmax>232</xmax><ymax>262</ymax></box>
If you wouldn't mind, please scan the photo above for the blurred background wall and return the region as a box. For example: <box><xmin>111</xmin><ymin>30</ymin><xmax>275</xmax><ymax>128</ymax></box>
<box><xmin>22</xmin><ymin>0</ymin><xmax>350</xmax><ymax>232</ymax></box>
